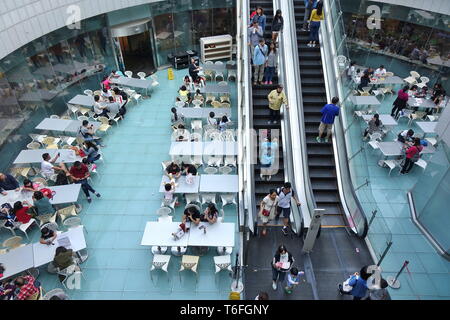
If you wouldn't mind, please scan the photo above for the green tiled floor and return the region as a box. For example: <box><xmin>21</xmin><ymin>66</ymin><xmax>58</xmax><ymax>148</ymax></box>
<box><xmin>343</xmin><ymin>79</ymin><xmax>450</xmax><ymax>299</ymax></box>
<box><xmin>0</xmin><ymin>69</ymin><xmax>239</xmax><ymax>300</ymax></box>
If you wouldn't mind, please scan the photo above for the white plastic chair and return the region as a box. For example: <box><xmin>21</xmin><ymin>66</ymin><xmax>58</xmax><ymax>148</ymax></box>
<box><xmin>414</xmin><ymin>159</ymin><xmax>427</xmax><ymax>171</ymax></box>
<box><xmin>137</xmin><ymin>72</ymin><xmax>146</xmax><ymax>80</ymax></box>
<box><xmin>337</xmin><ymin>55</ymin><xmax>347</xmax><ymax>69</ymax></box>
<box><xmin>403</xmin><ymin>71</ymin><xmax>420</xmax><ymax>85</ymax></box>
<box><xmin>125</xmin><ymin>71</ymin><xmax>133</xmax><ymax>78</ymax></box>
<box><xmin>219</xmin><ymin>166</ymin><xmax>233</xmax><ymax>175</ymax></box>
<box><xmin>50</xmin><ymin>115</ymin><xmax>60</xmax><ymax>119</ymax></box>
<box><xmin>185</xmin><ymin>194</ymin><xmax>201</xmax><ymax>205</ymax></box>
<box><xmin>171</xmin><ymin>246</ymin><xmax>187</xmax><ymax>256</ymax></box>
<box><xmin>224</xmin><ymin>155</ymin><xmax>237</xmax><ymax>167</ymax></box>
<box><xmin>382</xmin><ymin>160</ymin><xmax>400</xmax><ymax>176</ymax></box>
<box><xmin>151</xmin><ymin>74</ymin><xmax>159</xmax><ymax>87</ymax></box>
<box><xmin>221</xmin><ymin>193</ymin><xmax>237</xmax><ymax>207</ymax></box>
<box><xmin>191</xmin><ymin>120</ymin><xmax>203</xmax><ymax>132</ymax></box>
<box><xmin>201</xmin><ymin>193</ymin><xmax>217</xmax><ymax>206</ymax></box>
<box><xmin>416</xmin><ymin>76</ymin><xmax>429</xmax><ymax>89</ymax></box>
<box><xmin>179</xmin><ymin>255</ymin><xmax>200</xmax><ymax>284</ymax></box>
<box><xmin>84</xmin><ymin>90</ymin><xmax>93</xmax><ymax>96</ymax></box>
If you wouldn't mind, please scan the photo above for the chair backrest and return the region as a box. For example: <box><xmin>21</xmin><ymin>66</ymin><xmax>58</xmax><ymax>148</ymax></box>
<box><xmin>150</xmin><ymin>74</ymin><xmax>158</xmax><ymax>81</ymax></box>
<box><xmin>36</xmin><ymin>213</ymin><xmax>54</xmax><ymax>224</ymax></box>
<box><xmin>215</xmin><ymin>61</ymin><xmax>224</xmax><ymax>65</ymax></box>
<box><xmin>337</xmin><ymin>55</ymin><xmax>347</xmax><ymax>64</ymax></box>
<box><xmin>410</xmin><ymin>71</ymin><xmax>420</xmax><ymax>78</ymax></box>
<box><xmin>157</xmin><ymin>207</ymin><xmax>172</xmax><ymax>217</ymax></box>
<box><xmin>125</xmin><ymin>71</ymin><xmax>133</xmax><ymax>78</ymax></box>
<box><xmin>3</xmin><ymin>236</ymin><xmax>23</xmax><ymax>249</ymax></box>
<box><xmin>190</xmin><ymin>132</ymin><xmax>203</xmax><ymax>141</ymax></box>
<box><xmin>97</xmin><ymin>116</ymin><xmax>110</xmax><ymax>125</ymax></box>
<box><xmin>43</xmin><ymin>288</ymin><xmax>67</xmax><ymax>300</ymax></box>
<box><xmin>41</xmin><ymin>222</ymin><xmax>58</xmax><ymax>232</ymax></box>
<box><xmin>204</xmin><ymin>166</ymin><xmax>218</xmax><ymax>174</ymax></box>
<box><xmin>385</xmin><ymin>72</ymin><xmax>394</xmax><ymax>77</ymax></box>
<box><xmin>219</xmin><ymin>166</ymin><xmax>232</xmax><ymax>175</ymax></box>
<box><xmin>420</xmin><ymin>76</ymin><xmax>429</xmax><ymax>84</ymax></box>
<box><xmin>50</xmin><ymin>115</ymin><xmax>60</xmax><ymax>119</ymax></box>
<box><xmin>77</xmin><ymin>116</ymin><xmax>89</xmax><ymax>122</ymax></box>
<box><xmin>218</xmin><ymin>81</ymin><xmax>228</xmax><ymax>86</ymax></box>
<box><xmin>33</xmin><ymin>177</ymin><xmax>48</xmax><ymax>186</ymax></box>
<box><xmin>84</xmin><ymin>90</ymin><xmax>93</xmax><ymax>96</ymax></box>
<box><xmin>63</xmin><ymin>217</ymin><xmax>82</xmax><ymax>229</ymax></box>
<box><xmin>370</xmin><ymin>132</ymin><xmax>382</xmax><ymax>141</ymax></box>
<box><xmin>27</xmin><ymin>142</ymin><xmax>41</xmax><ymax>150</ymax></box>
<box><xmin>137</xmin><ymin>72</ymin><xmax>146</xmax><ymax>79</ymax></box>
<box><xmin>185</xmin><ymin>203</ymin><xmax>201</xmax><ymax>212</ymax></box>
<box><xmin>205</xmin><ymin>61</ymin><xmax>214</xmax><ymax>65</ymax></box>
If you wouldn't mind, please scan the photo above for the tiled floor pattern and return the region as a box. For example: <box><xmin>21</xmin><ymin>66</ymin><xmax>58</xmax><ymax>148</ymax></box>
<box><xmin>0</xmin><ymin>69</ymin><xmax>239</xmax><ymax>300</ymax></box>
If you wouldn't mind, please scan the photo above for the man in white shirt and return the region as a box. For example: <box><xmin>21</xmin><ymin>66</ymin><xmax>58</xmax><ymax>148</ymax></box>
<box><xmin>93</xmin><ymin>95</ymin><xmax>108</xmax><ymax>117</ymax></box>
<box><xmin>374</xmin><ymin>65</ymin><xmax>386</xmax><ymax>77</ymax></box>
<box><xmin>41</xmin><ymin>153</ymin><xmax>68</xmax><ymax>180</ymax></box>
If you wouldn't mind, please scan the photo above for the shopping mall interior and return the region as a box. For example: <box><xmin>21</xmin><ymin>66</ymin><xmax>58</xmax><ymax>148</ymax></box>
<box><xmin>0</xmin><ymin>0</ymin><xmax>448</xmax><ymax>301</ymax></box>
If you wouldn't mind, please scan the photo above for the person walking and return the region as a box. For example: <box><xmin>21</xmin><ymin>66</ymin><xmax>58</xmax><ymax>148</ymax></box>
<box><xmin>302</xmin><ymin>0</ymin><xmax>317</xmax><ymax>31</ymax></box>
<box><xmin>307</xmin><ymin>0</ymin><xmax>324</xmax><ymax>48</ymax></box>
<box><xmin>390</xmin><ymin>85</ymin><xmax>409</xmax><ymax>119</ymax></box>
<box><xmin>263</xmin><ymin>43</ymin><xmax>277</xmax><ymax>85</ymax></box>
<box><xmin>253</xmin><ymin>39</ymin><xmax>268</xmax><ymax>85</ymax></box>
<box><xmin>259</xmin><ymin>189</ymin><xmax>279</xmax><ymax>236</ymax></box>
<box><xmin>317</xmin><ymin>97</ymin><xmax>340</xmax><ymax>143</ymax></box>
<box><xmin>69</xmin><ymin>161</ymin><xmax>101</xmax><ymax>203</ymax></box>
<box><xmin>267</xmin><ymin>85</ymin><xmax>288</xmax><ymax>124</ymax></box>
<box><xmin>276</xmin><ymin>182</ymin><xmax>301</xmax><ymax>236</ymax></box>
<box><xmin>248</xmin><ymin>21</ymin><xmax>264</xmax><ymax>60</ymax></box>
<box><xmin>338</xmin><ymin>269</ymin><xmax>369</xmax><ymax>300</ymax></box>
<box><xmin>271</xmin><ymin>245</ymin><xmax>294</xmax><ymax>290</ymax></box>
<box><xmin>400</xmin><ymin>137</ymin><xmax>423</xmax><ymax>174</ymax></box>
<box><xmin>271</xmin><ymin>9</ymin><xmax>284</xmax><ymax>44</ymax></box>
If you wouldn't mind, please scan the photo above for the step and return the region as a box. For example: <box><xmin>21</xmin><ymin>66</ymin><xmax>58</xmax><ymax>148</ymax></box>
<box><xmin>253</xmin><ymin>119</ymin><xmax>282</xmax><ymax>129</ymax></box>
<box><xmin>307</xmin><ymin>144</ymin><xmax>334</xmax><ymax>156</ymax></box>
<box><xmin>301</xmin><ymin>87</ymin><xmax>326</xmax><ymax>96</ymax></box>
<box><xmin>316</xmin><ymin>203</ymin><xmax>343</xmax><ymax>215</ymax></box>
<box><xmin>311</xmin><ymin>178</ymin><xmax>338</xmax><ymax>191</ymax></box>
<box><xmin>309</xmin><ymin>168</ymin><xmax>337</xmax><ymax>179</ymax></box>
<box><xmin>303</xmin><ymin>105</ymin><xmax>324</xmax><ymax>113</ymax></box>
<box><xmin>321</xmin><ymin>214</ymin><xmax>346</xmax><ymax>227</ymax></box>
<box><xmin>308</xmin><ymin>156</ymin><xmax>335</xmax><ymax>167</ymax></box>
<box><xmin>254</xmin><ymin>172</ymin><xmax>284</xmax><ymax>182</ymax></box>
<box><xmin>302</xmin><ymin>96</ymin><xmax>327</xmax><ymax>104</ymax></box>
<box><xmin>313</xmin><ymin>190</ymin><xmax>340</xmax><ymax>203</ymax></box>
<box><xmin>298</xmin><ymin>69</ymin><xmax>323</xmax><ymax>78</ymax></box>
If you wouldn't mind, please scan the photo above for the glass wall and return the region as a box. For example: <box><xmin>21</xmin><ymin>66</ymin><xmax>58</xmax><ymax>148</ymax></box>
<box><xmin>341</xmin><ymin>0</ymin><xmax>450</xmax><ymax>93</ymax></box>
<box><xmin>411</xmin><ymin>144</ymin><xmax>450</xmax><ymax>253</ymax></box>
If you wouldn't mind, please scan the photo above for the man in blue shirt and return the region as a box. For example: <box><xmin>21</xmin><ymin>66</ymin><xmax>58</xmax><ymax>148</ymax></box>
<box><xmin>0</xmin><ymin>173</ymin><xmax>20</xmax><ymax>195</ymax></box>
<box><xmin>317</xmin><ymin>97</ymin><xmax>340</xmax><ymax>143</ymax></box>
<box><xmin>338</xmin><ymin>272</ymin><xmax>368</xmax><ymax>300</ymax></box>
<box><xmin>253</xmin><ymin>39</ymin><xmax>268</xmax><ymax>85</ymax></box>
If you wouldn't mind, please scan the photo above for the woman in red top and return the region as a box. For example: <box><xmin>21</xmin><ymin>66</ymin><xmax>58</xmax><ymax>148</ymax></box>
<box><xmin>101</xmin><ymin>76</ymin><xmax>111</xmax><ymax>90</ymax></box>
<box><xmin>13</xmin><ymin>201</ymin><xmax>32</xmax><ymax>224</ymax></box>
<box><xmin>401</xmin><ymin>137</ymin><xmax>423</xmax><ymax>174</ymax></box>
<box><xmin>391</xmin><ymin>85</ymin><xmax>410</xmax><ymax>119</ymax></box>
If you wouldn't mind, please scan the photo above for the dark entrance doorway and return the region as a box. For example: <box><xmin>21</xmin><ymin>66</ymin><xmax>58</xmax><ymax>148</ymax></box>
<box><xmin>118</xmin><ymin>30</ymin><xmax>156</xmax><ymax>75</ymax></box>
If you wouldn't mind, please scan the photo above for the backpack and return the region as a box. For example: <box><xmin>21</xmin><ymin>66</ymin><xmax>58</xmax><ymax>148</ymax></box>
<box><xmin>411</xmin><ymin>147</ymin><xmax>421</xmax><ymax>162</ymax></box>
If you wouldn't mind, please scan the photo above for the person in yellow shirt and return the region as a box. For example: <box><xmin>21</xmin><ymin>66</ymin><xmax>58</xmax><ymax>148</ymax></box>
<box><xmin>178</xmin><ymin>85</ymin><xmax>192</xmax><ymax>103</ymax></box>
<box><xmin>308</xmin><ymin>1</ymin><xmax>324</xmax><ymax>48</ymax></box>
<box><xmin>267</xmin><ymin>85</ymin><xmax>288</xmax><ymax>124</ymax></box>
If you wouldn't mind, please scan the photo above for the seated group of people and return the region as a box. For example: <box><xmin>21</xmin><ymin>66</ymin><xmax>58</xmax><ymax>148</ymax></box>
<box><xmin>93</xmin><ymin>87</ymin><xmax>128</xmax><ymax>120</ymax></box>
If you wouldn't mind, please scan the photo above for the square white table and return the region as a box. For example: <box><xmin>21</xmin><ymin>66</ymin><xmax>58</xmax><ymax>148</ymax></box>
<box><xmin>0</xmin><ymin>245</ymin><xmax>34</xmax><ymax>280</ymax></box>
<box><xmin>141</xmin><ymin>222</ymin><xmax>189</xmax><ymax>247</ymax></box>
<box><xmin>378</xmin><ymin>141</ymin><xmax>435</xmax><ymax>158</ymax></box>
<box><xmin>203</xmin><ymin>141</ymin><xmax>238</xmax><ymax>156</ymax></box>
<box><xmin>170</xmin><ymin>142</ymin><xmax>204</xmax><ymax>156</ymax></box>
<box><xmin>188</xmin><ymin>222</ymin><xmax>235</xmax><ymax>247</ymax></box>
<box><xmin>68</xmin><ymin>94</ymin><xmax>94</xmax><ymax>107</ymax></box>
<box><xmin>111</xmin><ymin>76</ymin><xmax>153</xmax><ymax>89</ymax></box>
<box><xmin>13</xmin><ymin>149</ymin><xmax>82</xmax><ymax>165</ymax></box>
<box><xmin>176</xmin><ymin>108</ymin><xmax>230</xmax><ymax>119</ymax></box>
<box><xmin>195</xmin><ymin>85</ymin><xmax>230</xmax><ymax>94</ymax></box>
<box><xmin>159</xmin><ymin>175</ymin><xmax>200</xmax><ymax>194</ymax></box>
<box><xmin>36</xmin><ymin>118</ymin><xmax>100</xmax><ymax>133</ymax></box>
<box><xmin>350</xmin><ymin>96</ymin><xmax>381</xmax><ymax>106</ymax></box>
<box><xmin>415</xmin><ymin>121</ymin><xmax>437</xmax><ymax>137</ymax></box>
<box><xmin>199</xmin><ymin>175</ymin><xmax>239</xmax><ymax>193</ymax></box>
<box><xmin>33</xmin><ymin>226</ymin><xmax>86</xmax><ymax>267</ymax></box>
<box><xmin>0</xmin><ymin>184</ymin><xmax>81</xmax><ymax>206</ymax></box>
<box><xmin>362</xmin><ymin>114</ymin><xmax>398</xmax><ymax>127</ymax></box>
<box><xmin>407</xmin><ymin>97</ymin><xmax>437</xmax><ymax>109</ymax></box>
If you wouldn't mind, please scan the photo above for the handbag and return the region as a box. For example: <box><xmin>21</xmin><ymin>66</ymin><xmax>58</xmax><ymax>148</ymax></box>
<box><xmin>40</xmin><ymin>188</ymin><xmax>56</xmax><ymax>200</ymax></box>
<box><xmin>261</xmin><ymin>199</ymin><xmax>275</xmax><ymax>217</ymax></box>
<box><xmin>342</xmin><ymin>275</ymin><xmax>358</xmax><ymax>293</ymax></box>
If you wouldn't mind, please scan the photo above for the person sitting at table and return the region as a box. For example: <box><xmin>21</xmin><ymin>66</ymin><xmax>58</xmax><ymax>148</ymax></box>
<box><xmin>109</xmin><ymin>70</ymin><xmax>122</xmax><ymax>79</ymax></box>
<box><xmin>424</xmin><ymin>83</ymin><xmax>446</xmax><ymax>117</ymax></box>
<box><xmin>182</xmin><ymin>205</ymin><xmax>201</xmax><ymax>226</ymax></box>
<box><xmin>166</xmin><ymin>162</ymin><xmax>181</xmax><ymax>180</ymax></box>
<box><xmin>181</xmin><ymin>162</ymin><xmax>198</xmax><ymax>176</ymax></box>
<box><xmin>218</xmin><ymin>115</ymin><xmax>231</xmax><ymax>132</ymax></box>
<box><xmin>163</xmin><ymin>182</ymin><xmax>176</xmax><ymax>206</ymax></box>
<box><xmin>0</xmin><ymin>274</ymin><xmax>16</xmax><ymax>301</ymax></box>
<box><xmin>101</xmin><ymin>75</ymin><xmax>111</xmax><ymax>90</ymax></box>
<box><xmin>174</xmin><ymin>124</ymin><xmax>190</xmax><ymax>140</ymax></box>
<box><xmin>112</xmin><ymin>87</ymin><xmax>129</xmax><ymax>107</ymax></box>
<box><xmin>207</xmin><ymin>112</ymin><xmax>218</xmax><ymax>127</ymax></box>
<box><xmin>374</xmin><ymin>65</ymin><xmax>386</xmax><ymax>77</ymax></box>
<box><xmin>346</xmin><ymin>61</ymin><xmax>356</xmax><ymax>82</ymax></box>
<box><xmin>363</xmin><ymin>67</ymin><xmax>374</xmax><ymax>77</ymax></box>
<box><xmin>14</xmin><ymin>275</ymin><xmax>39</xmax><ymax>300</ymax></box>
<box><xmin>179</xmin><ymin>85</ymin><xmax>192</xmax><ymax>103</ymax></box>
<box><xmin>51</xmin><ymin>247</ymin><xmax>80</xmax><ymax>277</ymax></box>
<box><xmin>175</xmin><ymin>97</ymin><xmax>186</xmax><ymax>108</ymax></box>
<box><xmin>363</xmin><ymin>113</ymin><xmax>384</xmax><ymax>139</ymax></box>
<box><xmin>106</xmin><ymin>96</ymin><xmax>121</xmax><ymax>117</ymax></box>
<box><xmin>69</xmin><ymin>161</ymin><xmax>101</xmax><ymax>203</ymax></box>
<box><xmin>390</xmin><ymin>86</ymin><xmax>409</xmax><ymax>119</ymax></box>
<box><xmin>171</xmin><ymin>107</ymin><xmax>185</xmax><ymax>130</ymax></box>
<box><xmin>201</xmin><ymin>203</ymin><xmax>219</xmax><ymax>224</ymax></box>
<box><xmin>22</xmin><ymin>179</ymin><xmax>38</xmax><ymax>192</ymax></box>
<box><xmin>194</xmin><ymin>89</ymin><xmax>204</xmax><ymax>103</ymax></box>
<box><xmin>83</xmin><ymin>141</ymin><xmax>100</xmax><ymax>164</ymax></box>
<box><xmin>30</xmin><ymin>191</ymin><xmax>55</xmax><ymax>217</ymax></box>
<box><xmin>101</xmin><ymin>87</ymin><xmax>112</xmax><ymax>99</ymax></box>
<box><xmin>41</xmin><ymin>153</ymin><xmax>69</xmax><ymax>180</ymax></box>
<box><xmin>93</xmin><ymin>95</ymin><xmax>108</xmax><ymax>117</ymax></box>
<box><xmin>40</xmin><ymin>226</ymin><xmax>57</xmax><ymax>245</ymax></box>
<box><xmin>0</xmin><ymin>203</ymin><xmax>17</xmax><ymax>228</ymax></box>
<box><xmin>189</xmin><ymin>57</ymin><xmax>202</xmax><ymax>84</ymax></box>
<box><xmin>0</xmin><ymin>172</ymin><xmax>20</xmax><ymax>195</ymax></box>
<box><xmin>400</xmin><ymin>137</ymin><xmax>423</xmax><ymax>174</ymax></box>
<box><xmin>358</xmin><ymin>72</ymin><xmax>371</xmax><ymax>91</ymax></box>
<box><xmin>183</xmin><ymin>75</ymin><xmax>191</xmax><ymax>89</ymax></box>
<box><xmin>13</xmin><ymin>201</ymin><xmax>32</xmax><ymax>224</ymax></box>
<box><xmin>397</xmin><ymin>129</ymin><xmax>414</xmax><ymax>144</ymax></box>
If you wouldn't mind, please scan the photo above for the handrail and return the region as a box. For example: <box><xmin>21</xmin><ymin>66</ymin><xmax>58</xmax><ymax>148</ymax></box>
<box><xmin>239</xmin><ymin>0</ymin><xmax>257</xmax><ymax>235</ymax></box>
<box><xmin>278</xmin><ymin>0</ymin><xmax>316</xmax><ymax>228</ymax></box>
<box><xmin>318</xmin><ymin>0</ymin><xmax>369</xmax><ymax>237</ymax></box>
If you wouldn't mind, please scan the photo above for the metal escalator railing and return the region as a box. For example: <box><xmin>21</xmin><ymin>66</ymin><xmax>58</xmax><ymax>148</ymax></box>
<box><xmin>318</xmin><ymin>0</ymin><xmax>369</xmax><ymax>237</ymax></box>
<box><xmin>278</xmin><ymin>0</ymin><xmax>317</xmax><ymax>229</ymax></box>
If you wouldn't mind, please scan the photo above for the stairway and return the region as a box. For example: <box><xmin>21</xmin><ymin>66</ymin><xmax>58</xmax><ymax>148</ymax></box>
<box><xmin>250</xmin><ymin>0</ymin><xmax>285</xmax><ymax>228</ymax></box>
<box><xmin>293</xmin><ymin>1</ymin><xmax>346</xmax><ymax>228</ymax></box>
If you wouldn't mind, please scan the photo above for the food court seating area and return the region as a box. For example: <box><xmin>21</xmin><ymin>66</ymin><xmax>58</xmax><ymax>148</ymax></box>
<box><xmin>0</xmin><ymin>67</ymin><xmax>239</xmax><ymax>300</ymax></box>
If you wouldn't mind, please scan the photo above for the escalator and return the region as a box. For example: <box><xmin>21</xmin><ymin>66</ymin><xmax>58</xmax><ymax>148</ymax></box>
<box><xmin>250</xmin><ymin>0</ymin><xmax>285</xmax><ymax>228</ymax></box>
<box><xmin>293</xmin><ymin>1</ymin><xmax>346</xmax><ymax>228</ymax></box>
